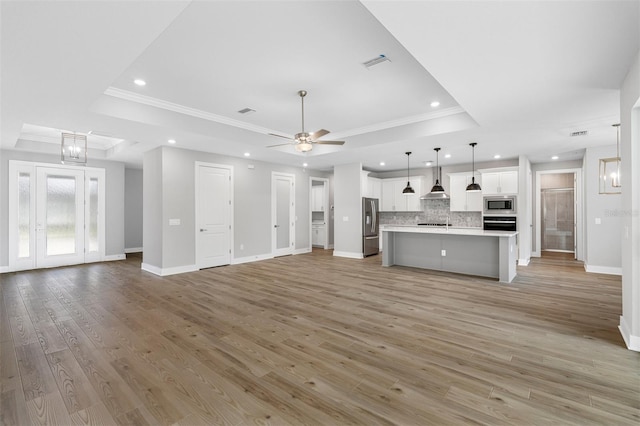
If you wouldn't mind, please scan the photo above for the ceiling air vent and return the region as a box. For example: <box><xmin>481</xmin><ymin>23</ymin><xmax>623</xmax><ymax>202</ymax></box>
<box><xmin>570</xmin><ymin>130</ymin><xmax>588</xmax><ymax>137</ymax></box>
<box><xmin>363</xmin><ymin>54</ymin><xmax>390</xmax><ymax>68</ymax></box>
<box><xmin>237</xmin><ymin>108</ymin><xmax>256</xmax><ymax>115</ymax></box>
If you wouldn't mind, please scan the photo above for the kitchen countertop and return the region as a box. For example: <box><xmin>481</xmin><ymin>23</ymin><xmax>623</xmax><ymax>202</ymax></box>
<box><xmin>380</xmin><ymin>224</ymin><xmax>518</xmax><ymax>238</ymax></box>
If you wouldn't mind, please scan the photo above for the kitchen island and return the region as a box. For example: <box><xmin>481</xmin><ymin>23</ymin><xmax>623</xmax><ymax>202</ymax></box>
<box><xmin>381</xmin><ymin>226</ymin><xmax>518</xmax><ymax>283</ymax></box>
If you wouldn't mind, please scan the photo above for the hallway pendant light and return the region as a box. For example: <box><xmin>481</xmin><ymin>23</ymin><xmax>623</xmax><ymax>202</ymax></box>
<box><xmin>466</xmin><ymin>142</ymin><xmax>482</xmax><ymax>192</ymax></box>
<box><xmin>402</xmin><ymin>152</ymin><xmax>415</xmax><ymax>195</ymax></box>
<box><xmin>612</xmin><ymin>123</ymin><xmax>621</xmax><ymax>188</ymax></box>
<box><xmin>421</xmin><ymin>147</ymin><xmax>449</xmax><ymax>199</ymax></box>
<box><xmin>61</xmin><ymin>132</ymin><xmax>87</xmax><ymax>164</ymax></box>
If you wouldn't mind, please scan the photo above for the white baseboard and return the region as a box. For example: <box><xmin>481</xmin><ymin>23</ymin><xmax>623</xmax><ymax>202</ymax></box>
<box><xmin>619</xmin><ymin>316</ymin><xmax>640</xmax><ymax>352</ymax></box>
<box><xmin>333</xmin><ymin>251</ymin><xmax>364</xmax><ymax>259</ymax></box>
<box><xmin>294</xmin><ymin>247</ymin><xmax>312</xmax><ymax>255</ymax></box>
<box><xmin>141</xmin><ymin>263</ymin><xmax>198</xmax><ymax>276</ymax></box>
<box><xmin>125</xmin><ymin>247</ymin><xmax>143</xmax><ymax>253</ymax></box>
<box><xmin>0</xmin><ymin>265</ymin><xmax>9</xmax><ymax>274</ymax></box>
<box><xmin>104</xmin><ymin>254</ymin><xmax>126</xmax><ymax>262</ymax></box>
<box><xmin>584</xmin><ymin>264</ymin><xmax>622</xmax><ymax>276</ymax></box>
<box><xmin>232</xmin><ymin>253</ymin><xmax>274</xmax><ymax>265</ymax></box>
<box><xmin>518</xmin><ymin>258</ymin><xmax>530</xmax><ymax>266</ymax></box>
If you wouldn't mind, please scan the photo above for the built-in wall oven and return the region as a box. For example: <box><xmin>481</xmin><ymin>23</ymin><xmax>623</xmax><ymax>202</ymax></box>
<box><xmin>483</xmin><ymin>216</ymin><xmax>517</xmax><ymax>232</ymax></box>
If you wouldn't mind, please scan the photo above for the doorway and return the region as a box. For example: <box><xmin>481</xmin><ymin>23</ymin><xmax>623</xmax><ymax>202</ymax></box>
<box><xmin>310</xmin><ymin>177</ymin><xmax>329</xmax><ymax>249</ymax></box>
<box><xmin>535</xmin><ymin>169</ymin><xmax>582</xmax><ymax>259</ymax></box>
<box><xmin>272</xmin><ymin>172</ymin><xmax>295</xmax><ymax>257</ymax></box>
<box><xmin>8</xmin><ymin>161</ymin><xmax>105</xmax><ymax>271</ymax></box>
<box><xmin>195</xmin><ymin>162</ymin><xmax>232</xmax><ymax>269</ymax></box>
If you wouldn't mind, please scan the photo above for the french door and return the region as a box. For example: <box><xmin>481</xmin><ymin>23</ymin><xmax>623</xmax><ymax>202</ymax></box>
<box><xmin>272</xmin><ymin>172</ymin><xmax>295</xmax><ymax>257</ymax></box>
<box><xmin>9</xmin><ymin>161</ymin><xmax>105</xmax><ymax>271</ymax></box>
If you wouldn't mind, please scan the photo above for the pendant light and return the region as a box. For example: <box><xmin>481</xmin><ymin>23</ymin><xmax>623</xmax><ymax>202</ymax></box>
<box><xmin>612</xmin><ymin>123</ymin><xmax>621</xmax><ymax>188</ymax></box>
<box><xmin>402</xmin><ymin>152</ymin><xmax>415</xmax><ymax>194</ymax></box>
<box><xmin>421</xmin><ymin>147</ymin><xmax>449</xmax><ymax>199</ymax></box>
<box><xmin>466</xmin><ymin>142</ymin><xmax>482</xmax><ymax>192</ymax></box>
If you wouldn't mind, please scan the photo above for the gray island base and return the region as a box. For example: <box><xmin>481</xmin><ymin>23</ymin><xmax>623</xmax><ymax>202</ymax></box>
<box><xmin>381</xmin><ymin>226</ymin><xmax>518</xmax><ymax>283</ymax></box>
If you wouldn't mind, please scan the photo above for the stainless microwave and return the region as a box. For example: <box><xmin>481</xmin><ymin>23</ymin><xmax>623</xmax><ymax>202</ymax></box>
<box><xmin>483</xmin><ymin>196</ymin><xmax>516</xmax><ymax>215</ymax></box>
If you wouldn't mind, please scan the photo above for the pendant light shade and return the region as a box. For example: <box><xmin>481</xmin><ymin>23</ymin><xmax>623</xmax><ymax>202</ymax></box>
<box><xmin>402</xmin><ymin>152</ymin><xmax>415</xmax><ymax>194</ymax></box>
<box><xmin>466</xmin><ymin>142</ymin><xmax>482</xmax><ymax>192</ymax></box>
<box><xmin>421</xmin><ymin>147</ymin><xmax>449</xmax><ymax>199</ymax></box>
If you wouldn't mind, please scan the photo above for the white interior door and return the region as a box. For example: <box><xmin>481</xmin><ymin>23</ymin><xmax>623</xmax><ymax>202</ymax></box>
<box><xmin>196</xmin><ymin>163</ymin><xmax>232</xmax><ymax>269</ymax></box>
<box><xmin>36</xmin><ymin>167</ymin><xmax>86</xmax><ymax>268</ymax></box>
<box><xmin>273</xmin><ymin>173</ymin><xmax>295</xmax><ymax>257</ymax></box>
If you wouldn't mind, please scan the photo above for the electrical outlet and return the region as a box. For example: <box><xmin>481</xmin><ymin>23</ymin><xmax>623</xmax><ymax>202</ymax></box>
<box><xmin>441</xmin><ymin>250</ymin><xmax>446</xmax><ymax>256</ymax></box>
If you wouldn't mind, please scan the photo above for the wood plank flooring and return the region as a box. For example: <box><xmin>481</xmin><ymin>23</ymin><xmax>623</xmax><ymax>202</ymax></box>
<box><xmin>1</xmin><ymin>250</ymin><xmax>638</xmax><ymax>425</ymax></box>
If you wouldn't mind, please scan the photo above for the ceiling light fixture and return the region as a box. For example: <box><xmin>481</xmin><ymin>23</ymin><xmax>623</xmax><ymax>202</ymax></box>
<box><xmin>422</xmin><ymin>148</ymin><xmax>449</xmax><ymax>199</ymax></box>
<box><xmin>402</xmin><ymin>152</ymin><xmax>415</xmax><ymax>195</ymax></box>
<box><xmin>445</xmin><ymin>154</ymin><xmax>451</xmax><ymax>159</ymax></box>
<box><xmin>294</xmin><ymin>141</ymin><xmax>313</xmax><ymax>152</ymax></box>
<box><xmin>551</xmin><ymin>155</ymin><xmax>559</xmax><ymax>160</ymax></box>
<box><xmin>379</xmin><ymin>162</ymin><xmax>385</xmax><ymax>166</ymax></box>
<box><xmin>134</xmin><ymin>79</ymin><xmax>146</xmax><ymax>86</ymax></box>
<box><xmin>494</xmin><ymin>154</ymin><xmax>501</xmax><ymax>159</ymax></box>
<box><xmin>303</xmin><ymin>162</ymin><xmax>308</xmax><ymax>167</ymax></box>
<box><xmin>425</xmin><ymin>161</ymin><xmax>432</xmax><ymax>167</ymax></box>
<box><xmin>466</xmin><ymin>143</ymin><xmax>482</xmax><ymax>192</ymax></box>
<box><xmin>61</xmin><ymin>132</ymin><xmax>87</xmax><ymax>164</ymax></box>
<box><xmin>244</xmin><ymin>152</ymin><xmax>250</xmax><ymax>157</ymax></box>
<box><xmin>430</xmin><ymin>101</ymin><xmax>440</xmax><ymax>108</ymax></box>
<box><xmin>168</xmin><ymin>139</ymin><xmax>176</xmax><ymax>144</ymax></box>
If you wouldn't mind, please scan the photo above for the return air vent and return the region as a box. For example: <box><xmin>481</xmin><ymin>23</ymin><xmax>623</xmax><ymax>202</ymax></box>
<box><xmin>570</xmin><ymin>130</ymin><xmax>588</xmax><ymax>137</ymax></box>
<box><xmin>237</xmin><ymin>107</ymin><xmax>256</xmax><ymax>115</ymax></box>
<box><xmin>363</xmin><ymin>54</ymin><xmax>390</xmax><ymax>68</ymax></box>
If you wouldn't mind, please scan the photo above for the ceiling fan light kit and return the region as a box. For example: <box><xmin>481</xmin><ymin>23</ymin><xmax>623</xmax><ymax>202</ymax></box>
<box><xmin>267</xmin><ymin>90</ymin><xmax>345</xmax><ymax>153</ymax></box>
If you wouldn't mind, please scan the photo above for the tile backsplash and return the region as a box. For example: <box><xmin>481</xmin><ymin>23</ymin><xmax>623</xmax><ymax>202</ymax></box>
<box><xmin>379</xmin><ymin>199</ymin><xmax>482</xmax><ymax>228</ymax></box>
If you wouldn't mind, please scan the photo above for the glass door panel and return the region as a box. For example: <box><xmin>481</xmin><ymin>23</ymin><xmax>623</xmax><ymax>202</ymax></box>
<box><xmin>36</xmin><ymin>167</ymin><xmax>85</xmax><ymax>268</ymax></box>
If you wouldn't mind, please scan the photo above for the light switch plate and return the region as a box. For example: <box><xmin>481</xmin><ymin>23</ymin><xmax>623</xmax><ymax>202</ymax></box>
<box><xmin>169</xmin><ymin>218</ymin><xmax>180</xmax><ymax>226</ymax></box>
<box><xmin>595</xmin><ymin>218</ymin><xmax>601</xmax><ymax>225</ymax></box>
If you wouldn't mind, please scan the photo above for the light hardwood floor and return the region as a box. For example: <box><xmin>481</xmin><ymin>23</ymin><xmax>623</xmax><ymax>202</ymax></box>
<box><xmin>1</xmin><ymin>249</ymin><xmax>638</xmax><ymax>425</ymax></box>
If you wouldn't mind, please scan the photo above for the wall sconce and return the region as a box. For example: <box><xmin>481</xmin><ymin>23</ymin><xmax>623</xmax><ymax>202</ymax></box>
<box><xmin>61</xmin><ymin>132</ymin><xmax>87</xmax><ymax>164</ymax></box>
<box><xmin>599</xmin><ymin>123</ymin><xmax>621</xmax><ymax>194</ymax></box>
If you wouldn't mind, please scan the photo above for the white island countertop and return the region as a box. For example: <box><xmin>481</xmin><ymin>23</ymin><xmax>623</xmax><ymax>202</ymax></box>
<box><xmin>380</xmin><ymin>225</ymin><xmax>518</xmax><ymax>238</ymax></box>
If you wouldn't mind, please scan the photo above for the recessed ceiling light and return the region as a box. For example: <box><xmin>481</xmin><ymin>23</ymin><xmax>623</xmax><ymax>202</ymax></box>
<box><xmin>494</xmin><ymin>154</ymin><xmax>501</xmax><ymax>159</ymax></box>
<box><xmin>444</xmin><ymin>154</ymin><xmax>451</xmax><ymax>159</ymax></box>
<box><xmin>168</xmin><ymin>139</ymin><xmax>176</xmax><ymax>144</ymax></box>
<box><xmin>425</xmin><ymin>161</ymin><xmax>433</xmax><ymax>166</ymax></box>
<box><xmin>551</xmin><ymin>155</ymin><xmax>559</xmax><ymax>160</ymax></box>
<box><xmin>244</xmin><ymin>152</ymin><xmax>250</xmax><ymax>157</ymax></box>
<box><xmin>134</xmin><ymin>79</ymin><xmax>146</xmax><ymax>86</ymax></box>
<box><xmin>430</xmin><ymin>101</ymin><xmax>440</xmax><ymax>108</ymax></box>
<box><xmin>302</xmin><ymin>163</ymin><xmax>308</xmax><ymax>167</ymax></box>
<box><xmin>379</xmin><ymin>162</ymin><xmax>385</xmax><ymax>166</ymax></box>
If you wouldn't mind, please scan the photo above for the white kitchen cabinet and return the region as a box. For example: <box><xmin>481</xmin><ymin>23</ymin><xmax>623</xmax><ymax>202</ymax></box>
<box><xmin>311</xmin><ymin>186</ymin><xmax>324</xmax><ymax>211</ymax></box>
<box><xmin>312</xmin><ymin>224</ymin><xmax>325</xmax><ymax>246</ymax></box>
<box><xmin>380</xmin><ymin>177</ymin><xmax>423</xmax><ymax>211</ymax></box>
<box><xmin>481</xmin><ymin>169</ymin><xmax>518</xmax><ymax>195</ymax></box>
<box><xmin>448</xmin><ymin>173</ymin><xmax>483</xmax><ymax>212</ymax></box>
<box><xmin>368</xmin><ymin>177</ymin><xmax>382</xmax><ymax>200</ymax></box>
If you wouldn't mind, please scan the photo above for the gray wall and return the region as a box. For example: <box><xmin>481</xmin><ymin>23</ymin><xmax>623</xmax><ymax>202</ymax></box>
<box><xmin>143</xmin><ymin>146</ymin><xmax>319</xmax><ymax>270</ymax></box>
<box><xmin>0</xmin><ymin>149</ymin><xmax>125</xmax><ymax>266</ymax></box>
<box><xmin>124</xmin><ymin>168</ymin><xmax>143</xmax><ymax>250</ymax></box>
<box><xmin>333</xmin><ymin>163</ymin><xmax>363</xmax><ymax>256</ymax></box>
<box><xmin>583</xmin><ymin>145</ymin><xmax>622</xmax><ymax>269</ymax></box>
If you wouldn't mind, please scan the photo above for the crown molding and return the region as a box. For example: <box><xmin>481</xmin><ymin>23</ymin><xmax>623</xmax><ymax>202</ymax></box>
<box><xmin>104</xmin><ymin>87</ymin><xmax>466</xmax><ymax>140</ymax></box>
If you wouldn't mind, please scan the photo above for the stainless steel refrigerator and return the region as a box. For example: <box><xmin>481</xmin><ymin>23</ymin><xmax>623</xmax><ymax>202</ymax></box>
<box><xmin>363</xmin><ymin>197</ymin><xmax>379</xmax><ymax>257</ymax></box>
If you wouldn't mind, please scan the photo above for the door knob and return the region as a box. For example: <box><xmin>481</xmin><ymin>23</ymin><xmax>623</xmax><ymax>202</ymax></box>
<box><xmin>274</xmin><ymin>225</ymin><xmax>279</xmax><ymax>228</ymax></box>
<box><xmin>200</xmin><ymin>228</ymin><xmax>207</xmax><ymax>232</ymax></box>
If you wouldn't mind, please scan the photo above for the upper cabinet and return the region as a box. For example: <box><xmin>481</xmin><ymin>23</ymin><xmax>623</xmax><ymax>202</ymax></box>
<box><xmin>448</xmin><ymin>173</ymin><xmax>483</xmax><ymax>212</ymax></box>
<box><xmin>361</xmin><ymin>171</ymin><xmax>382</xmax><ymax>200</ymax></box>
<box><xmin>380</xmin><ymin>176</ymin><xmax>423</xmax><ymax>211</ymax></box>
<box><xmin>311</xmin><ymin>186</ymin><xmax>325</xmax><ymax>211</ymax></box>
<box><xmin>480</xmin><ymin>168</ymin><xmax>518</xmax><ymax>195</ymax></box>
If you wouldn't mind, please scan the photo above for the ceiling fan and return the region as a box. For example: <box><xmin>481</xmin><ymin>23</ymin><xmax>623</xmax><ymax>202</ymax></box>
<box><xmin>268</xmin><ymin>90</ymin><xmax>345</xmax><ymax>152</ymax></box>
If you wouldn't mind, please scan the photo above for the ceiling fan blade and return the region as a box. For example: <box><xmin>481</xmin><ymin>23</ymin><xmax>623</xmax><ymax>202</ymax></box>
<box><xmin>268</xmin><ymin>133</ymin><xmax>294</xmax><ymax>140</ymax></box>
<box><xmin>314</xmin><ymin>140</ymin><xmax>345</xmax><ymax>145</ymax></box>
<box><xmin>310</xmin><ymin>129</ymin><xmax>330</xmax><ymax>141</ymax></box>
<box><xmin>267</xmin><ymin>142</ymin><xmax>294</xmax><ymax>148</ymax></box>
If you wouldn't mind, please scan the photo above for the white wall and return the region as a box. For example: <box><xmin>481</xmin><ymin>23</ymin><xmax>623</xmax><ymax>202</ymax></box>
<box><xmin>620</xmin><ymin>49</ymin><xmax>640</xmax><ymax>351</ymax></box>
<box><xmin>124</xmin><ymin>168</ymin><xmax>143</xmax><ymax>251</ymax></box>
<box><xmin>518</xmin><ymin>155</ymin><xmax>532</xmax><ymax>264</ymax></box>
<box><xmin>333</xmin><ymin>163</ymin><xmax>363</xmax><ymax>258</ymax></box>
<box><xmin>583</xmin><ymin>145</ymin><xmax>622</xmax><ymax>273</ymax></box>
<box><xmin>142</xmin><ymin>146</ymin><xmax>321</xmax><ymax>272</ymax></box>
<box><xmin>0</xmin><ymin>149</ymin><xmax>125</xmax><ymax>266</ymax></box>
